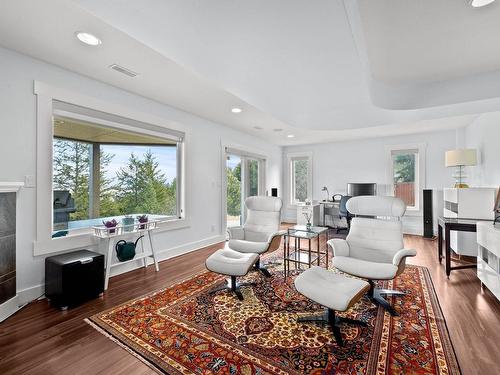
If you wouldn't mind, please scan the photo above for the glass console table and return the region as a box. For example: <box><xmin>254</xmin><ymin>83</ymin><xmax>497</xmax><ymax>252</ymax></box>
<box><xmin>283</xmin><ymin>225</ymin><xmax>329</xmax><ymax>278</ymax></box>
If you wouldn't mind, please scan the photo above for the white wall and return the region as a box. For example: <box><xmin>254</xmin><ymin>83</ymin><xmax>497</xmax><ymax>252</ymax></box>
<box><xmin>0</xmin><ymin>47</ymin><xmax>282</xmax><ymax>302</ymax></box>
<box><xmin>282</xmin><ymin>131</ymin><xmax>457</xmax><ymax>234</ymax></box>
<box><xmin>464</xmin><ymin>112</ymin><xmax>500</xmax><ymax>187</ymax></box>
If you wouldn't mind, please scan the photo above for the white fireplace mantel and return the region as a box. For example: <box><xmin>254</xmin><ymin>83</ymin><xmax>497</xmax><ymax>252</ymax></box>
<box><xmin>0</xmin><ymin>182</ymin><xmax>24</xmax><ymax>193</ymax></box>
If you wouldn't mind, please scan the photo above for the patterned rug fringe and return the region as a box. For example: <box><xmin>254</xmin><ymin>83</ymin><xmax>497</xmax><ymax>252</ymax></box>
<box><xmin>84</xmin><ymin>318</ymin><xmax>163</xmax><ymax>374</ymax></box>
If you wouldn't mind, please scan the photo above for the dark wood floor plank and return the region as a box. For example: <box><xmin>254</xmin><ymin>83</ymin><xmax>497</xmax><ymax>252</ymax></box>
<box><xmin>0</xmin><ymin>235</ymin><xmax>499</xmax><ymax>374</ymax></box>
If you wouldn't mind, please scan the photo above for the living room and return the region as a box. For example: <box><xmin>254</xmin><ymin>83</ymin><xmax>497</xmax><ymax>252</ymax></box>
<box><xmin>0</xmin><ymin>1</ymin><xmax>499</xmax><ymax>374</ymax></box>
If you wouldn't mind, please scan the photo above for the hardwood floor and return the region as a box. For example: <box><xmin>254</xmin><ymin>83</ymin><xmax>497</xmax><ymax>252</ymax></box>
<box><xmin>0</xmin><ymin>235</ymin><xmax>499</xmax><ymax>374</ymax></box>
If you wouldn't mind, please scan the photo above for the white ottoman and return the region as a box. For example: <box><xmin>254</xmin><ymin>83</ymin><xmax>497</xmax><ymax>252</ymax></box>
<box><xmin>294</xmin><ymin>266</ymin><xmax>370</xmax><ymax>346</ymax></box>
<box><xmin>205</xmin><ymin>249</ymin><xmax>259</xmax><ymax>300</ymax></box>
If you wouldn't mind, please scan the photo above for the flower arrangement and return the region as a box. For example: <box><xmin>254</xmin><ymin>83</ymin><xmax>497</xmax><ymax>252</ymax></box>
<box><xmin>303</xmin><ymin>212</ymin><xmax>312</xmax><ymax>230</ymax></box>
<box><xmin>103</xmin><ymin>219</ymin><xmax>118</xmax><ymax>234</ymax></box>
<box><xmin>137</xmin><ymin>214</ymin><xmax>148</xmax><ymax>229</ymax></box>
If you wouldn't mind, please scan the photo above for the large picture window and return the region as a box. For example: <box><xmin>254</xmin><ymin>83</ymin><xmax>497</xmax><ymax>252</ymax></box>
<box><xmin>52</xmin><ymin>115</ymin><xmax>181</xmax><ymax>233</ymax></box>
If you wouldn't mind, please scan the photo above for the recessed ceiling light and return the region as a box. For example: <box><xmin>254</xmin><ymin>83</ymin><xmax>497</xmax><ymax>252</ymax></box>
<box><xmin>471</xmin><ymin>0</ymin><xmax>495</xmax><ymax>7</ymax></box>
<box><xmin>75</xmin><ymin>31</ymin><xmax>102</xmax><ymax>46</ymax></box>
<box><xmin>253</xmin><ymin>126</ymin><xmax>263</xmax><ymax>130</ymax></box>
<box><xmin>231</xmin><ymin>107</ymin><xmax>242</xmax><ymax>113</ymax></box>
<box><xmin>287</xmin><ymin>134</ymin><xmax>295</xmax><ymax>138</ymax></box>
<box><xmin>273</xmin><ymin>128</ymin><xmax>283</xmax><ymax>132</ymax></box>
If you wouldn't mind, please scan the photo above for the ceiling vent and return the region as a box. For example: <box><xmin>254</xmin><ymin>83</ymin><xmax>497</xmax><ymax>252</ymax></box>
<box><xmin>109</xmin><ymin>64</ymin><xmax>138</xmax><ymax>77</ymax></box>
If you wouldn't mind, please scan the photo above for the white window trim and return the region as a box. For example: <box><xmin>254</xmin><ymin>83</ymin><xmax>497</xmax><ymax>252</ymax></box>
<box><xmin>33</xmin><ymin>81</ymin><xmax>189</xmax><ymax>256</ymax></box>
<box><xmin>385</xmin><ymin>143</ymin><xmax>426</xmax><ymax>216</ymax></box>
<box><xmin>285</xmin><ymin>151</ymin><xmax>313</xmax><ymax>210</ymax></box>
<box><xmin>220</xmin><ymin>143</ymin><xmax>268</xmax><ymax>235</ymax></box>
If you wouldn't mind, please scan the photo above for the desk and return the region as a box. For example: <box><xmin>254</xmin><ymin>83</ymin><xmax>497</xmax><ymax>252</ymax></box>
<box><xmin>319</xmin><ymin>201</ymin><xmax>345</xmax><ymax>229</ymax></box>
<box><xmin>437</xmin><ymin>217</ymin><xmax>490</xmax><ymax>277</ymax></box>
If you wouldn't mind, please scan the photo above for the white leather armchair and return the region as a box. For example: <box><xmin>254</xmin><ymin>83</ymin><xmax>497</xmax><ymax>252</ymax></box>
<box><xmin>329</xmin><ymin>196</ymin><xmax>417</xmax><ymax>316</ymax></box>
<box><xmin>227</xmin><ymin>196</ymin><xmax>285</xmax><ymax>276</ymax></box>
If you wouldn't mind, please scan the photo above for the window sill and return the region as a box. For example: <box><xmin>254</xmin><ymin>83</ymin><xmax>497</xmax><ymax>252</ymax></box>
<box><xmin>33</xmin><ymin>217</ymin><xmax>191</xmax><ymax>256</ymax></box>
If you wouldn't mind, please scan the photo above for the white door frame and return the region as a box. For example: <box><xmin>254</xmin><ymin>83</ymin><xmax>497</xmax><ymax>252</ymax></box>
<box><xmin>220</xmin><ymin>143</ymin><xmax>267</xmax><ymax>236</ymax></box>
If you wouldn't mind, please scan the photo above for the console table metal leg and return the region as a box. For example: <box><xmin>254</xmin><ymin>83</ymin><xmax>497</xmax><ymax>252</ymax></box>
<box><xmin>317</xmin><ymin>235</ymin><xmax>320</xmax><ymax>266</ymax></box>
<box><xmin>325</xmin><ymin>231</ymin><xmax>329</xmax><ymax>267</ymax></box>
<box><xmin>292</xmin><ymin>236</ymin><xmax>295</xmax><ymax>270</ymax></box>
<box><xmin>283</xmin><ymin>234</ymin><xmax>289</xmax><ymax>280</ymax></box>
<box><xmin>445</xmin><ymin>226</ymin><xmax>451</xmax><ymax>278</ymax></box>
<box><xmin>308</xmin><ymin>238</ymin><xmax>312</xmax><ymax>268</ymax></box>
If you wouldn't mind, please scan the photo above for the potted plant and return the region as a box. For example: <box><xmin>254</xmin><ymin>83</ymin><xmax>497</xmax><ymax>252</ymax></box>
<box><xmin>103</xmin><ymin>219</ymin><xmax>118</xmax><ymax>234</ymax></box>
<box><xmin>137</xmin><ymin>214</ymin><xmax>148</xmax><ymax>230</ymax></box>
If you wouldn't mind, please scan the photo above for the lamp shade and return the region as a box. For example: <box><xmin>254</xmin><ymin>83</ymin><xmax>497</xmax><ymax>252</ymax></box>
<box><xmin>445</xmin><ymin>149</ymin><xmax>477</xmax><ymax>167</ymax></box>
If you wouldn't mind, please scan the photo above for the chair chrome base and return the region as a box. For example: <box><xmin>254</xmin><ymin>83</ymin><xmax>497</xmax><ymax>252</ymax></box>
<box><xmin>209</xmin><ymin>276</ymin><xmax>256</xmax><ymax>301</ymax></box>
<box><xmin>254</xmin><ymin>258</ymin><xmax>272</xmax><ymax>277</ymax></box>
<box><xmin>368</xmin><ymin>280</ymin><xmax>406</xmax><ymax>317</ymax></box>
<box><xmin>297</xmin><ymin>308</ymin><xmax>367</xmax><ymax>347</ymax></box>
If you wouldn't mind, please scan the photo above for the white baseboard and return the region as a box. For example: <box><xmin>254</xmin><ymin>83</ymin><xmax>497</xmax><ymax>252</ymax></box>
<box><xmin>0</xmin><ymin>284</ymin><xmax>45</xmax><ymax>322</ymax></box>
<box><xmin>109</xmin><ymin>234</ymin><xmax>225</xmax><ymax>277</ymax></box>
<box><xmin>157</xmin><ymin>234</ymin><xmax>226</xmax><ymax>261</ymax></box>
<box><xmin>0</xmin><ymin>295</ymin><xmax>19</xmax><ymax>322</ymax></box>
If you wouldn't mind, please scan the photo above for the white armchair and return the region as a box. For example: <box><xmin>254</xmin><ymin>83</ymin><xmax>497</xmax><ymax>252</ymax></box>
<box><xmin>227</xmin><ymin>196</ymin><xmax>284</xmax><ymax>276</ymax></box>
<box><xmin>329</xmin><ymin>196</ymin><xmax>417</xmax><ymax>316</ymax></box>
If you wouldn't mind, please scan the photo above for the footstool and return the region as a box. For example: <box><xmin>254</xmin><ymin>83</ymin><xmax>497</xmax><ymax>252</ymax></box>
<box><xmin>294</xmin><ymin>266</ymin><xmax>370</xmax><ymax>346</ymax></box>
<box><xmin>205</xmin><ymin>248</ymin><xmax>259</xmax><ymax>300</ymax></box>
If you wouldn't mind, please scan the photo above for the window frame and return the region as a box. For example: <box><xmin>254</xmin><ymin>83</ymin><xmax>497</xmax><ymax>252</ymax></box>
<box><xmin>386</xmin><ymin>143</ymin><xmax>426</xmax><ymax>214</ymax></box>
<box><xmin>52</xmin><ymin>108</ymin><xmax>183</xmax><ymax>226</ymax></box>
<box><xmin>286</xmin><ymin>152</ymin><xmax>313</xmax><ymax>207</ymax></box>
<box><xmin>34</xmin><ymin>81</ymin><xmax>189</xmax><ymax>256</ymax></box>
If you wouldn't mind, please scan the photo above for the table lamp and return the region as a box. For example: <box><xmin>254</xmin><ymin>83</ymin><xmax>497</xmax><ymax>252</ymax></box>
<box><xmin>321</xmin><ymin>186</ymin><xmax>329</xmax><ymax>201</ymax></box>
<box><xmin>445</xmin><ymin>149</ymin><xmax>477</xmax><ymax>188</ymax></box>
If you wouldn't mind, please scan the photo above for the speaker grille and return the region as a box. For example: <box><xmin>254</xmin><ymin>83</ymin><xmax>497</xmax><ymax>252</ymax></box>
<box><xmin>423</xmin><ymin>189</ymin><xmax>434</xmax><ymax>238</ymax></box>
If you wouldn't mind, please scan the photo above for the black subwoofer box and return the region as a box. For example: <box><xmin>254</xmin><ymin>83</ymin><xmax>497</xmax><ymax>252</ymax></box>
<box><xmin>45</xmin><ymin>249</ymin><xmax>104</xmax><ymax>310</ymax></box>
<box><xmin>423</xmin><ymin>189</ymin><xmax>434</xmax><ymax>239</ymax></box>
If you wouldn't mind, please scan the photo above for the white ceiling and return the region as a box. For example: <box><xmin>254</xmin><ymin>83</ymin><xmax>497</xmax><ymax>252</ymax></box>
<box><xmin>1</xmin><ymin>0</ymin><xmax>500</xmax><ymax>145</ymax></box>
<box><xmin>358</xmin><ymin>0</ymin><xmax>500</xmax><ymax>83</ymax></box>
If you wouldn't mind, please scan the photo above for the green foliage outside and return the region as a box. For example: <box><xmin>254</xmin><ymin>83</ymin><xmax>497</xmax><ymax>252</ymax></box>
<box><xmin>226</xmin><ymin>163</ymin><xmax>241</xmax><ymax>217</ymax></box>
<box><xmin>53</xmin><ymin>139</ymin><xmax>177</xmax><ymax>222</ymax></box>
<box><xmin>294</xmin><ymin>159</ymin><xmax>308</xmax><ymax>202</ymax></box>
<box><xmin>53</xmin><ymin>140</ymin><xmax>91</xmax><ymax>220</ymax></box>
<box><xmin>226</xmin><ymin>159</ymin><xmax>259</xmax><ymax>217</ymax></box>
<box><xmin>393</xmin><ymin>154</ymin><xmax>415</xmax><ymax>183</ymax></box>
<box><xmin>248</xmin><ymin>160</ymin><xmax>259</xmax><ymax>197</ymax></box>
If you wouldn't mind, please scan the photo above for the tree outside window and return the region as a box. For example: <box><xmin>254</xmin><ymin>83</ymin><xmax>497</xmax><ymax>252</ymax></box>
<box><xmin>392</xmin><ymin>151</ymin><xmax>417</xmax><ymax>207</ymax></box>
<box><xmin>53</xmin><ymin>138</ymin><xmax>177</xmax><ymax>231</ymax></box>
<box><xmin>292</xmin><ymin>158</ymin><xmax>309</xmax><ymax>203</ymax></box>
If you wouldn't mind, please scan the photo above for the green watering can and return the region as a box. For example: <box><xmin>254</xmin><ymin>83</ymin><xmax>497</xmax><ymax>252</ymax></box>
<box><xmin>115</xmin><ymin>235</ymin><xmax>144</xmax><ymax>262</ymax></box>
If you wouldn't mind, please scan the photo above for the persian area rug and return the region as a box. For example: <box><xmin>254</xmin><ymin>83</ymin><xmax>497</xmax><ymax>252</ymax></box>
<box><xmin>87</xmin><ymin>264</ymin><xmax>460</xmax><ymax>374</ymax></box>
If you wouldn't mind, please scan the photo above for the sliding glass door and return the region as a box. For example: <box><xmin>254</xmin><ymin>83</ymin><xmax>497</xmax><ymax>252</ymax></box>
<box><xmin>226</xmin><ymin>154</ymin><xmax>242</xmax><ymax>228</ymax></box>
<box><xmin>226</xmin><ymin>152</ymin><xmax>264</xmax><ymax>228</ymax></box>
